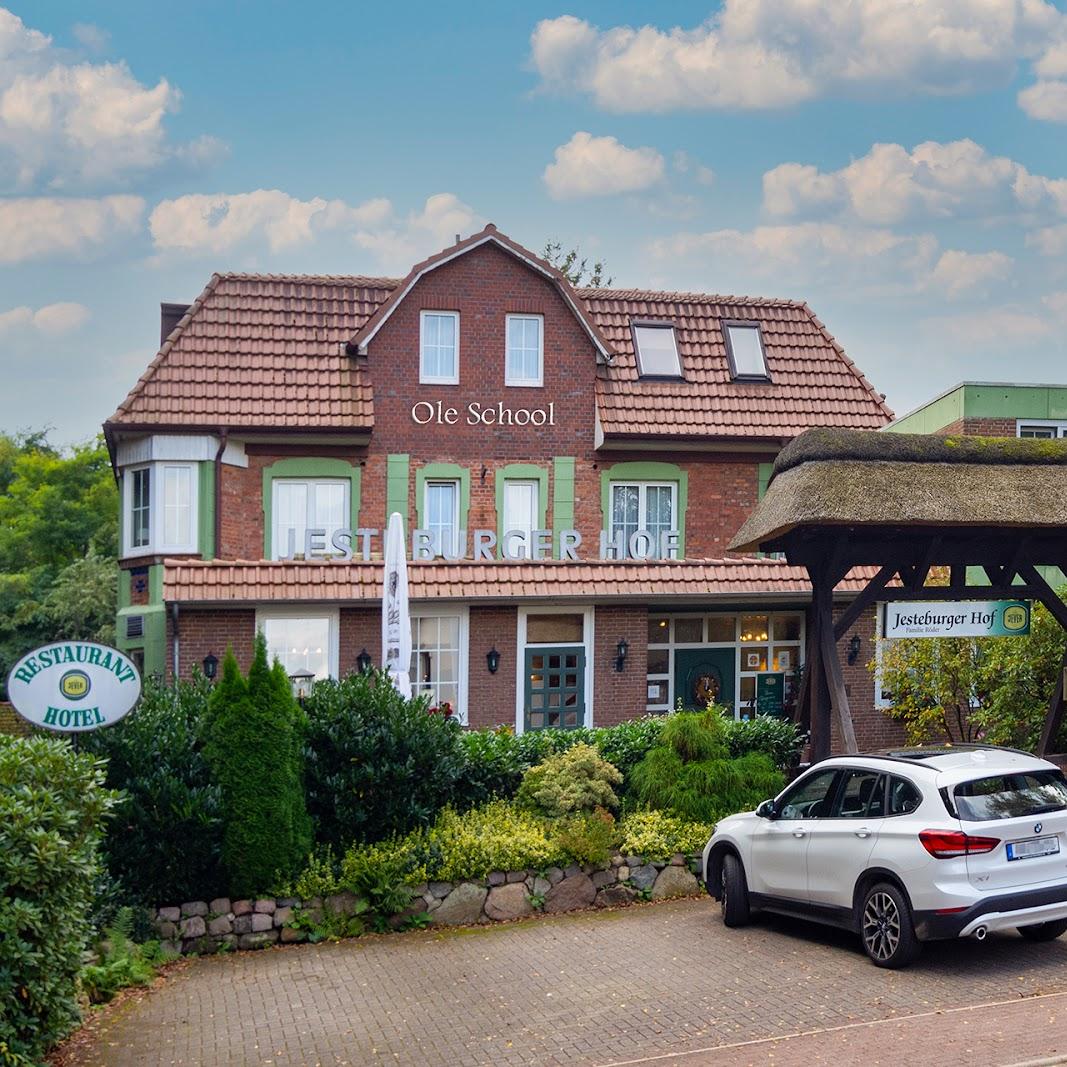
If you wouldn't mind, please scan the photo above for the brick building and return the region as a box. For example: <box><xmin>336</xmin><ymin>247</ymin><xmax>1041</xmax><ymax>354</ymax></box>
<box><xmin>103</xmin><ymin>224</ymin><xmax>898</xmax><ymax>745</ymax></box>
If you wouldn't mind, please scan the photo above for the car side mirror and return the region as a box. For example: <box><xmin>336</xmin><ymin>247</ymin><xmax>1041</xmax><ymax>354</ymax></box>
<box><xmin>756</xmin><ymin>799</ymin><xmax>778</xmax><ymax>820</ymax></box>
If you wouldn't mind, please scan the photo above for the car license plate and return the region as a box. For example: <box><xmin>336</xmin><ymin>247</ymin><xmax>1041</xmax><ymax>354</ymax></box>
<box><xmin>1006</xmin><ymin>836</ymin><xmax>1060</xmax><ymax>861</ymax></box>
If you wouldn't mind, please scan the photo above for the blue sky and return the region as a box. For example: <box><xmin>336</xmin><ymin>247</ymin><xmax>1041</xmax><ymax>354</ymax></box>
<box><xmin>2</xmin><ymin>0</ymin><xmax>1067</xmax><ymax>442</ymax></box>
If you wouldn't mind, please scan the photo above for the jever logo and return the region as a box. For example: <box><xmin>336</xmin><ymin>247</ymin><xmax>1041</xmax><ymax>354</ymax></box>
<box><xmin>1003</xmin><ymin>605</ymin><xmax>1028</xmax><ymax>632</ymax></box>
<box><xmin>60</xmin><ymin>670</ymin><xmax>91</xmax><ymax>699</ymax></box>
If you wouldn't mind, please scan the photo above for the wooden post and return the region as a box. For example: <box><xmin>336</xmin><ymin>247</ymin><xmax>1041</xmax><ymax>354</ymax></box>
<box><xmin>1037</xmin><ymin>650</ymin><xmax>1067</xmax><ymax>758</ymax></box>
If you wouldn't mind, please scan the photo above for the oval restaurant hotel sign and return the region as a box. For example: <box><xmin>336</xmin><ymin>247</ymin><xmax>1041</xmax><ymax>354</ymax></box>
<box><xmin>6</xmin><ymin>641</ymin><xmax>141</xmax><ymax>732</ymax></box>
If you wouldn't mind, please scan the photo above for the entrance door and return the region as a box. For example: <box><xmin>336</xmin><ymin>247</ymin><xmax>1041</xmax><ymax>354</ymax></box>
<box><xmin>524</xmin><ymin>646</ymin><xmax>586</xmax><ymax>730</ymax></box>
<box><xmin>674</xmin><ymin>648</ymin><xmax>736</xmax><ymax>712</ymax></box>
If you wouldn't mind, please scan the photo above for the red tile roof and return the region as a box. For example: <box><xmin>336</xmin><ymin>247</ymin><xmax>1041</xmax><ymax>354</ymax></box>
<box><xmin>109</xmin><ymin>273</ymin><xmax>397</xmax><ymax>430</ymax></box>
<box><xmin>163</xmin><ymin>557</ymin><xmax>878</xmax><ymax>604</ymax></box>
<box><xmin>107</xmin><ymin>227</ymin><xmax>892</xmax><ymax>438</ymax></box>
<box><xmin>585</xmin><ymin>291</ymin><xmax>892</xmax><ymax>439</ymax></box>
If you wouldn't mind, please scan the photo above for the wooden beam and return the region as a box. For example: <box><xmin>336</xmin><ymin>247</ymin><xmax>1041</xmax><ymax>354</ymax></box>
<box><xmin>820</xmin><ymin>604</ymin><xmax>858</xmax><ymax>754</ymax></box>
<box><xmin>878</xmin><ymin>584</ymin><xmax>1045</xmax><ymax>604</ymax></box>
<box><xmin>1018</xmin><ymin>565</ymin><xmax>1067</xmax><ymax>632</ymax></box>
<box><xmin>1037</xmin><ymin>649</ymin><xmax>1067</xmax><ymax>759</ymax></box>
<box><xmin>833</xmin><ymin>564</ymin><xmax>896</xmax><ymax>641</ymax></box>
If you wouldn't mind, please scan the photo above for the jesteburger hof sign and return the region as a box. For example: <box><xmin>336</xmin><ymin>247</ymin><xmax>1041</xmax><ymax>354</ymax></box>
<box><xmin>882</xmin><ymin>600</ymin><xmax>1031</xmax><ymax>640</ymax></box>
<box><xmin>6</xmin><ymin>641</ymin><xmax>142</xmax><ymax>732</ymax></box>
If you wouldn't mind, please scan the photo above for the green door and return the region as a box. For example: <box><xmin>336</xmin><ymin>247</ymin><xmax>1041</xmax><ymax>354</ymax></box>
<box><xmin>674</xmin><ymin>648</ymin><xmax>735</xmax><ymax>712</ymax></box>
<box><xmin>525</xmin><ymin>646</ymin><xmax>586</xmax><ymax>730</ymax></box>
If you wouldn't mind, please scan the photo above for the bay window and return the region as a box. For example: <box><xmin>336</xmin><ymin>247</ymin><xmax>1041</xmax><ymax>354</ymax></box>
<box><xmin>123</xmin><ymin>462</ymin><xmax>198</xmax><ymax>556</ymax></box>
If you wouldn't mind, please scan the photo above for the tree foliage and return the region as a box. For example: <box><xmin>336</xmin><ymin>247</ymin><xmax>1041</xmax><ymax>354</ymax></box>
<box><xmin>629</xmin><ymin>707</ymin><xmax>784</xmax><ymax>824</ymax></box>
<box><xmin>876</xmin><ymin>593</ymin><xmax>1067</xmax><ymax>750</ymax></box>
<box><xmin>203</xmin><ymin>638</ymin><xmax>312</xmax><ymax>897</ymax></box>
<box><xmin>81</xmin><ymin>675</ymin><xmax>224</xmax><ymax>906</ymax></box>
<box><xmin>542</xmin><ymin>241</ymin><xmax>613</xmax><ymax>287</ymax></box>
<box><xmin>0</xmin><ymin>430</ymin><xmax>118</xmax><ymax>698</ymax></box>
<box><xmin>0</xmin><ymin>736</ymin><xmax>117</xmax><ymax>1064</ymax></box>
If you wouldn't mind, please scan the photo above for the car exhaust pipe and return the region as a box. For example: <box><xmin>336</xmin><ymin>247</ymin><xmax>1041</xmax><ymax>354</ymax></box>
<box><xmin>973</xmin><ymin>925</ymin><xmax>987</xmax><ymax>941</ymax></box>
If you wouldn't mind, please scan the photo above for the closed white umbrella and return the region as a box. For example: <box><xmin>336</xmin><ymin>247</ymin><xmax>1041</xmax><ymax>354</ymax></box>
<box><xmin>382</xmin><ymin>511</ymin><xmax>412</xmax><ymax>698</ymax></box>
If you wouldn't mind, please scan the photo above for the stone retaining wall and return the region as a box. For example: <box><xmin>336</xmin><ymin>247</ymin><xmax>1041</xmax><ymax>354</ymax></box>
<box><xmin>153</xmin><ymin>851</ymin><xmax>706</xmax><ymax>955</ymax></box>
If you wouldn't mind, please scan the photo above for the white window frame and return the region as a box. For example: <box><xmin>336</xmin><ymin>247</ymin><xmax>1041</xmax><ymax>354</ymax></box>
<box><xmin>410</xmin><ymin>604</ymin><xmax>470</xmax><ymax>724</ymax></box>
<box><xmin>270</xmin><ymin>477</ymin><xmax>350</xmax><ymax>560</ymax></box>
<box><xmin>502</xmin><ymin>478</ymin><xmax>540</xmax><ymax>559</ymax></box>
<box><xmin>610</xmin><ymin>481</ymin><xmax>678</xmax><ymax>559</ymax></box>
<box><xmin>1017</xmin><ymin>419</ymin><xmax>1067</xmax><ymax>438</ymax></box>
<box><xmin>419</xmin><ymin>310</ymin><xmax>460</xmax><ymax>385</ymax></box>
<box><xmin>505</xmin><ymin>313</ymin><xmax>544</xmax><ymax>387</ymax></box>
<box><xmin>122</xmin><ymin>461</ymin><xmax>199</xmax><ymax>558</ymax></box>
<box><xmin>515</xmin><ymin>605</ymin><xmax>595</xmax><ymax>733</ymax></box>
<box><xmin>424</xmin><ymin>478</ymin><xmax>461</xmax><ymax>558</ymax></box>
<box><xmin>255</xmin><ymin>606</ymin><xmax>340</xmax><ymax>680</ymax></box>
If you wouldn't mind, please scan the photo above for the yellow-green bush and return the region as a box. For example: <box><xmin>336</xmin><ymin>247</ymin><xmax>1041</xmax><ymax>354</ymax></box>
<box><xmin>553</xmin><ymin>809</ymin><xmax>618</xmax><ymax>866</ymax></box>
<box><xmin>619</xmin><ymin>810</ymin><xmax>714</xmax><ymax>863</ymax></box>
<box><xmin>515</xmin><ymin>743</ymin><xmax>623</xmax><ymax>817</ymax></box>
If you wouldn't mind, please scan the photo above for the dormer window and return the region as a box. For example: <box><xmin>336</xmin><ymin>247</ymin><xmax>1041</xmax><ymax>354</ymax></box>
<box><xmin>632</xmin><ymin>322</ymin><xmax>683</xmax><ymax>379</ymax></box>
<box><xmin>724</xmin><ymin>321</ymin><xmax>770</xmax><ymax>381</ymax></box>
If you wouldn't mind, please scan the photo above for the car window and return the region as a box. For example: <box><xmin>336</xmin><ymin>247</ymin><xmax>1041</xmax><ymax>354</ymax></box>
<box><xmin>778</xmin><ymin>770</ymin><xmax>839</xmax><ymax>820</ymax></box>
<box><xmin>954</xmin><ymin>770</ymin><xmax>1067</xmax><ymax>822</ymax></box>
<box><xmin>887</xmin><ymin>776</ymin><xmax>922</xmax><ymax>816</ymax></box>
<box><xmin>832</xmin><ymin>770</ymin><xmax>884</xmax><ymax>819</ymax></box>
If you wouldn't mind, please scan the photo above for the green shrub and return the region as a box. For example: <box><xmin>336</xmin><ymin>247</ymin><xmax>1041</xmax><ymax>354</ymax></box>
<box><xmin>0</xmin><ymin>736</ymin><xmax>117</xmax><ymax>1064</ymax></box>
<box><xmin>630</xmin><ymin>708</ymin><xmax>784</xmax><ymax>824</ymax></box>
<box><xmin>618</xmin><ymin>810</ymin><xmax>715</xmax><ymax>863</ymax></box>
<box><xmin>554</xmin><ymin>809</ymin><xmax>617</xmax><ymax>866</ymax></box>
<box><xmin>79</xmin><ymin>908</ymin><xmax>174</xmax><ymax>1005</ymax></box>
<box><xmin>515</xmin><ymin>743</ymin><xmax>623</xmax><ymax>817</ymax></box>
<box><xmin>82</xmin><ymin>674</ymin><xmax>224</xmax><ymax>906</ymax></box>
<box><xmin>303</xmin><ymin>668</ymin><xmax>466</xmax><ymax>846</ymax></box>
<box><xmin>203</xmin><ymin>638</ymin><xmax>312</xmax><ymax>897</ymax></box>
<box><xmin>454</xmin><ymin>717</ymin><xmax>666</xmax><ymax>808</ymax></box>
<box><xmin>726</xmin><ymin>715</ymin><xmax>804</xmax><ymax>770</ymax></box>
<box><xmin>340</xmin><ymin>843</ymin><xmax>417</xmax><ymax>926</ymax></box>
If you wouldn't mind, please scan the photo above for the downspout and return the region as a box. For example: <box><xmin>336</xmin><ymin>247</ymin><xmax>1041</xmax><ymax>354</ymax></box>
<box><xmin>214</xmin><ymin>428</ymin><xmax>228</xmax><ymax>559</ymax></box>
<box><xmin>170</xmin><ymin>602</ymin><xmax>180</xmax><ymax>682</ymax></box>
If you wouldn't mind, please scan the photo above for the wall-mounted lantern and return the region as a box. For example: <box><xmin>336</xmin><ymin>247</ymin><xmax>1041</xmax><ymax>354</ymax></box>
<box><xmin>847</xmin><ymin>634</ymin><xmax>862</xmax><ymax>666</ymax></box>
<box><xmin>355</xmin><ymin>648</ymin><xmax>373</xmax><ymax>674</ymax></box>
<box><xmin>486</xmin><ymin>646</ymin><xmax>501</xmax><ymax>674</ymax></box>
<box><xmin>614</xmin><ymin>637</ymin><xmax>629</xmax><ymax>673</ymax></box>
<box><xmin>202</xmin><ymin>652</ymin><xmax>218</xmax><ymax>681</ymax></box>
<box><xmin>288</xmin><ymin>668</ymin><xmax>315</xmax><ymax>703</ymax></box>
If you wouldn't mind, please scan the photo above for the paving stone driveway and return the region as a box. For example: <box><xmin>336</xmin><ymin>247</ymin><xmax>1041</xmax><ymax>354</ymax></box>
<box><xmin>70</xmin><ymin>898</ymin><xmax>1067</xmax><ymax>1067</ymax></box>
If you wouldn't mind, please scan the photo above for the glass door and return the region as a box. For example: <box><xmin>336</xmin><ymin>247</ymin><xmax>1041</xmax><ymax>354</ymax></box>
<box><xmin>524</xmin><ymin>646</ymin><xmax>586</xmax><ymax>730</ymax></box>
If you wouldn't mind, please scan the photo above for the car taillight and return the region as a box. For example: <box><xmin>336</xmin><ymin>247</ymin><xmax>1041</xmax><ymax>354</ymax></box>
<box><xmin>919</xmin><ymin>829</ymin><xmax>1000</xmax><ymax>858</ymax></box>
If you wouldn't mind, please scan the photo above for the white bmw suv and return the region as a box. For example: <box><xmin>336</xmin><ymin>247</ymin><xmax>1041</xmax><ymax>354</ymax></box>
<box><xmin>703</xmin><ymin>745</ymin><xmax>1067</xmax><ymax>968</ymax></box>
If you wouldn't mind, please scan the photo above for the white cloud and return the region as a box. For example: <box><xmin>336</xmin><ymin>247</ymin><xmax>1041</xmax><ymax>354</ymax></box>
<box><xmin>927</xmin><ymin>250</ymin><xmax>1012</xmax><ymax>297</ymax></box>
<box><xmin>150</xmin><ymin>189</ymin><xmax>482</xmax><ymax>271</ymax></box>
<box><xmin>0</xmin><ymin>6</ymin><xmax>219</xmax><ymax>190</ymax></box>
<box><xmin>0</xmin><ymin>301</ymin><xmax>89</xmax><ymax>335</ymax></box>
<box><xmin>1043</xmin><ymin>290</ymin><xmax>1067</xmax><ymax>319</ymax></box>
<box><xmin>543</xmin><ymin>131</ymin><xmax>665</xmax><ymax>199</ymax></box>
<box><xmin>763</xmin><ymin>139</ymin><xmax>1067</xmax><ymax>224</ymax></box>
<box><xmin>650</xmin><ymin>221</ymin><xmax>1009</xmax><ymax>300</ymax></box>
<box><xmin>351</xmin><ymin>193</ymin><xmax>484</xmax><ymax>271</ymax></box>
<box><xmin>1018</xmin><ymin>79</ymin><xmax>1067</xmax><ymax>120</ymax></box>
<box><xmin>0</xmin><ymin>194</ymin><xmax>143</xmax><ymax>263</ymax></box>
<box><xmin>924</xmin><ymin>306</ymin><xmax>1052</xmax><ymax>347</ymax></box>
<box><xmin>672</xmin><ymin>150</ymin><xmax>715</xmax><ymax>186</ymax></box>
<box><xmin>1026</xmin><ymin>223</ymin><xmax>1067</xmax><ymax>254</ymax></box>
<box><xmin>530</xmin><ymin>2</ymin><xmax>1064</xmax><ymax>114</ymax></box>
<box><xmin>71</xmin><ymin>22</ymin><xmax>109</xmax><ymax>53</ymax></box>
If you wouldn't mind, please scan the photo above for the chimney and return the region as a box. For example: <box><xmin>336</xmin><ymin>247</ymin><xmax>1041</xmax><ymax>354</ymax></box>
<box><xmin>160</xmin><ymin>302</ymin><xmax>191</xmax><ymax>344</ymax></box>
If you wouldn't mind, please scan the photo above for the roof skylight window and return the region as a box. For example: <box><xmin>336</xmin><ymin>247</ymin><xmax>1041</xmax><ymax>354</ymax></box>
<box><xmin>724</xmin><ymin>321</ymin><xmax>770</xmax><ymax>381</ymax></box>
<box><xmin>632</xmin><ymin>323</ymin><xmax>683</xmax><ymax>379</ymax></box>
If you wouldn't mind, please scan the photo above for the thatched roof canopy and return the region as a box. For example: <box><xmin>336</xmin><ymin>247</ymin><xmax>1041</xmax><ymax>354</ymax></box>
<box><xmin>730</xmin><ymin>428</ymin><xmax>1067</xmax><ymax>555</ymax></box>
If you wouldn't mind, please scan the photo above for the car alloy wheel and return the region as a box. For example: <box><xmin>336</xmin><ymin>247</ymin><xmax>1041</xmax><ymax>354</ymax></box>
<box><xmin>862</xmin><ymin>891</ymin><xmax>901</xmax><ymax>963</ymax></box>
